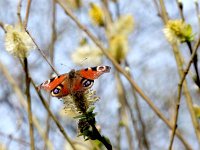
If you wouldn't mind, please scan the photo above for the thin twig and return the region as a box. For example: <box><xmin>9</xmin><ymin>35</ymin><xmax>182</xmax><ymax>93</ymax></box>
<box><xmin>0</xmin><ymin>131</ymin><xmax>30</xmax><ymax>147</ymax></box>
<box><xmin>0</xmin><ymin>60</ymin><xmax>53</xmax><ymax>150</ymax></box>
<box><xmin>125</xmin><ymin>64</ymin><xmax>149</xmax><ymax>150</ymax></box>
<box><xmin>168</xmin><ymin>36</ymin><xmax>200</xmax><ymax>150</ymax></box>
<box><xmin>176</xmin><ymin>0</ymin><xmax>200</xmax><ymax>88</ymax></box>
<box><xmin>25</xmin><ymin>29</ymin><xmax>58</xmax><ymax>75</ymax></box>
<box><xmin>0</xmin><ymin>21</ymin><xmax>5</xmax><ymax>32</ymax></box>
<box><xmin>88</xmin><ymin>120</ymin><xmax>112</xmax><ymax>150</ymax></box>
<box><xmin>101</xmin><ymin>0</ymin><xmax>112</xmax><ymax>25</ymax></box>
<box><xmin>195</xmin><ymin>1</ymin><xmax>200</xmax><ymax>36</ymax></box>
<box><xmin>31</xmin><ymin>79</ymin><xmax>77</xmax><ymax>150</ymax></box>
<box><xmin>55</xmin><ymin>1</ymin><xmax>192</xmax><ymax>148</ymax></box>
<box><xmin>176</xmin><ymin>0</ymin><xmax>185</xmax><ymax>21</ymax></box>
<box><xmin>153</xmin><ymin>0</ymin><xmax>161</xmax><ymax>17</ymax></box>
<box><xmin>23</xmin><ymin>58</ymin><xmax>35</xmax><ymax>150</ymax></box>
<box><xmin>44</xmin><ymin>1</ymin><xmax>57</xmax><ymax>149</ymax></box>
<box><xmin>159</xmin><ymin>0</ymin><xmax>200</xmax><ymax>147</ymax></box>
<box><xmin>24</xmin><ymin>0</ymin><xmax>32</xmax><ymax>28</ymax></box>
<box><xmin>114</xmin><ymin>0</ymin><xmax>120</xmax><ymax>18</ymax></box>
<box><xmin>115</xmin><ymin>71</ymin><xmax>134</xmax><ymax>150</ymax></box>
<box><xmin>17</xmin><ymin>0</ymin><xmax>22</xmax><ymax>25</ymax></box>
<box><xmin>186</xmin><ymin>41</ymin><xmax>200</xmax><ymax>88</ymax></box>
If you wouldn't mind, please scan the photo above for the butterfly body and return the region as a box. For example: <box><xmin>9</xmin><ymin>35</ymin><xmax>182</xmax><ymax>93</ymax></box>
<box><xmin>38</xmin><ymin>66</ymin><xmax>111</xmax><ymax>98</ymax></box>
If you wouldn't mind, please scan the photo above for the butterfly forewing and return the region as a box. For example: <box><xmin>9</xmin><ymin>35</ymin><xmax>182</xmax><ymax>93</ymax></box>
<box><xmin>79</xmin><ymin>66</ymin><xmax>111</xmax><ymax>80</ymax></box>
<box><xmin>38</xmin><ymin>74</ymin><xmax>67</xmax><ymax>92</ymax></box>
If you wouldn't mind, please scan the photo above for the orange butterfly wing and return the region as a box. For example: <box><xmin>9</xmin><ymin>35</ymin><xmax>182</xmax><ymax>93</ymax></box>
<box><xmin>78</xmin><ymin>66</ymin><xmax>111</xmax><ymax>79</ymax></box>
<box><xmin>38</xmin><ymin>66</ymin><xmax>111</xmax><ymax>98</ymax></box>
<box><xmin>38</xmin><ymin>74</ymin><xmax>67</xmax><ymax>90</ymax></box>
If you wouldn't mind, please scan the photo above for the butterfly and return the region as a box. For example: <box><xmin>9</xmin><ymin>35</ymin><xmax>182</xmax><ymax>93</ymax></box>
<box><xmin>38</xmin><ymin>66</ymin><xmax>111</xmax><ymax>98</ymax></box>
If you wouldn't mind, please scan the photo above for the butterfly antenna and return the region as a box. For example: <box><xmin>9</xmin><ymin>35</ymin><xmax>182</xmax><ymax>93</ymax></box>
<box><xmin>79</xmin><ymin>57</ymin><xmax>88</xmax><ymax>66</ymax></box>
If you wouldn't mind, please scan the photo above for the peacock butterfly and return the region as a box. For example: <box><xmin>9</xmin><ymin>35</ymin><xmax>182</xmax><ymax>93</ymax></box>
<box><xmin>38</xmin><ymin>66</ymin><xmax>111</xmax><ymax>98</ymax></box>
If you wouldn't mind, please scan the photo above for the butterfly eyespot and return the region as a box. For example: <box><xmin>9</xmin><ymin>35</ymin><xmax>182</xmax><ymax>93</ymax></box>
<box><xmin>82</xmin><ymin>79</ymin><xmax>94</xmax><ymax>88</ymax></box>
<box><xmin>51</xmin><ymin>85</ymin><xmax>62</xmax><ymax>96</ymax></box>
<box><xmin>53</xmin><ymin>88</ymin><xmax>60</xmax><ymax>94</ymax></box>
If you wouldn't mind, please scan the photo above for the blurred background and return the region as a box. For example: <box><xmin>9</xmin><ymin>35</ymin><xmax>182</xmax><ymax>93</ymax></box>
<box><xmin>0</xmin><ymin>0</ymin><xmax>200</xmax><ymax>149</ymax></box>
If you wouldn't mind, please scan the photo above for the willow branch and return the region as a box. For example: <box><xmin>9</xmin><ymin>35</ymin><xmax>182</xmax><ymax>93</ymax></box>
<box><xmin>24</xmin><ymin>0</ymin><xmax>32</xmax><ymax>28</ymax></box>
<box><xmin>0</xmin><ymin>21</ymin><xmax>5</xmax><ymax>32</ymax></box>
<box><xmin>176</xmin><ymin>0</ymin><xmax>184</xmax><ymax>21</ymax></box>
<box><xmin>0</xmin><ymin>131</ymin><xmax>30</xmax><ymax>147</ymax></box>
<box><xmin>44</xmin><ymin>1</ymin><xmax>57</xmax><ymax>149</ymax></box>
<box><xmin>115</xmin><ymin>71</ymin><xmax>134</xmax><ymax>150</ymax></box>
<box><xmin>195</xmin><ymin>1</ymin><xmax>200</xmax><ymax>36</ymax></box>
<box><xmin>25</xmin><ymin>29</ymin><xmax>58</xmax><ymax>75</ymax></box>
<box><xmin>168</xmin><ymin>36</ymin><xmax>200</xmax><ymax>150</ymax></box>
<box><xmin>55</xmin><ymin>1</ymin><xmax>191</xmax><ymax>149</ymax></box>
<box><xmin>176</xmin><ymin>0</ymin><xmax>200</xmax><ymax>88</ymax></box>
<box><xmin>158</xmin><ymin>0</ymin><xmax>200</xmax><ymax>147</ymax></box>
<box><xmin>23</xmin><ymin>58</ymin><xmax>35</xmax><ymax>150</ymax></box>
<box><xmin>126</xmin><ymin>65</ymin><xmax>149</xmax><ymax>150</ymax></box>
<box><xmin>186</xmin><ymin>41</ymin><xmax>200</xmax><ymax>88</ymax></box>
<box><xmin>31</xmin><ymin>80</ymin><xmax>77</xmax><ymax>150</ymax></box>
<box><xmin>17</xmin><ymin>0</ymin><xmax>22</xmax><ymax>24</ymax></box>
<box><xmin>0</xmin><ymin>60</ymin><xmax>53</xmax><ymax>150</ymax></box>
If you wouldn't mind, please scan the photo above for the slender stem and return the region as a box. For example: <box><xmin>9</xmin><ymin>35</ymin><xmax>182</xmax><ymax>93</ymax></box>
<box><xmin>23</xmin><ymin>5</ymin><xmax>35</xmax><ymax>149</ymax></box>
<box><xmin>88</xmin><ymin>120</ymin><xmax>112</xmax><ymax>150</ymax></box>
<box><xmin>17</xmin><ymin>0</ymin><xmax>22</xmax><ymax>24</ymax></box>
<box><xmin>44</xmin><ymin>1</ymin><xmax>57</xmax><ymax>149</ymax></box>
<box><xmin>31</xmin><ymin>80</ymin><xmax>77</xmax><ymax>150</ymax></box>
<box><xmin>159</xmin><ymin>0</ymin><xmax>168</xmax><ymax>24</ymax></box>
<box><xmin>159</xmin><ymin>0</ymin><xmax>200</xmax><ymax>147</ymax></box>
<box><xmin>25</xmin><ymin>29</ymin><xmax>58</xmax><ymax>75</ymax></box>
<box><xmin>115</xmin><ymin>71</ymin><xmax>134</xmax><ymax>150</ymax></box>
<box><xmin>116</xmin><ymin>108</ymin><xmax>121</xmax><ymax>150</ymax></box>
<box><xmin>114</xmin><ymin>0</ymin><xmax>120</xmax><ymax>18</ymax></box>
<box><xmin>168</xmin><ymin>36</ymin><xmax>200</xmax><ymax>150</ymax></box>
<box><xmin>0</xmin><ymin>21</ymin><xmax>5</xmax><ymax>32</ymax></box>
<box><xmin>0</xmin><ymin>131</ymin><xmax>30</xmax><ymax>147</ymax></box>
<box><xmin>23</xmin><ymin>58</ymin><xmax>35</xmax><ymax>150</ymax></box>
<box><xmin>125</xmin><ymin>64</ymin><xmax>149</xmax><ymax>150</ymax></box>
<box><xmin>24</xmin><ymin>0</ymin><xmax>32</xmax><ymax>28</ymax></box>
<box><xmin>55</xmin><ymin>1</ymin><xmax>191</xmax><ymax>148</ymax></box>
<box><xmin>195</xmin><ymin>1</ymin><xmax>200</xmax><ymax>36</ymax></box>
<box><xmin>186</xmin><ymin>41</ymin><xmax>200</xmax><ymax>88</ymax></box>
<box><xmin>101</xmin><ymin>0</ymin><xmax>112</xmax><ymax>25</ymax></box>
<box><xmin>176</xmin><ymin>0</ymin><xmax>184</xmax><ymax>21</ymax></box>
<box><xmin>176</xmin><ymin>0</ymin><xmax>200</xmax><ymax>88</ymax></box>
<box><xmin>0</xmin><ymin>60</ymin><xmax>54</xmax><ymax>150</ymax></box>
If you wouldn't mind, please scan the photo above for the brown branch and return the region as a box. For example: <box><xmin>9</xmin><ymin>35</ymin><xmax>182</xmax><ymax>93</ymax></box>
<box><xmin>176</xmin><ymin>0</ymin><xmax>185</xmax><ymax>21</ymax></box>
<box><xmin>55</xmin><ymin>1</ymin><xmax>192</xmax><ymax>149</ymax></box>
<box><xmin>31</xmin><ymin>79</ymin><xmax>77</xmax><ymax>150</ymax></box>
<box><xmin>125</xmin><ymin>65</ymin><xmax>149</xmax><ymax>150</ymax></box>
<box><xmin>158</xmin><ymin>0</ymin><xmax>200</xmax><ymax>148</ymax></box>
<box><xmin>17</xmin><ymin>0</ymin><xmax>22</xmax><ymax>24</ymax></box>
<box><xmin>176</xmin><ymin>0</ymin><xmax>200</xmax><ymax>88</ymax></box>
<box><xmin>186</xmin><ymin>41</ymin><xmax>200</xmax><ymax>88</ymax></box>
<box><xmin>0</xmin><ymin>131</ymin><xmax>30</xmax><ymax>147</ymax></box>
<box><xmin>23</xmin><ymin>58</ymin><xmax>35</xmax><ymax>150</ymax></box>
<box><xmin>0</xmin><ymin>60</ymin><xmax>53</xmax><ymax>150</ymax></box>
<box><xmin>44</xmin><ymin>1</ymin><xmax>57</xmax><ymax>149</ymax></box>
<box><xmin>115</xmin><ymin>71</ymin><xmax>135</xmax><ymax>150</ymax></box>
<box><xmin>168</xmin><ymin>36</ymin><xmax>200</xmax><ymax>150</ymax></box>
<box><xmin>24</xmin><ymin>0</ymin><xmax>32</xmax><ymax>28</ymax></box>
<box><xmin>0</xmin><ymin>21</ymin><xmax>5</xmax><ymax>32</ymax></box>
<box><xmin>25</xmin><ymin>29</ymin><xmax>58</xmax><ymax>75</ymax></box>
<box><xmin>195</xmin><ymin>1</ymin><xmax>200</xmax><ymax>36</ymax></box>
<box><xmin>101</xmin><ymin>0</ymin><xmax>112</xmax><ymax>25</ymax></box>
